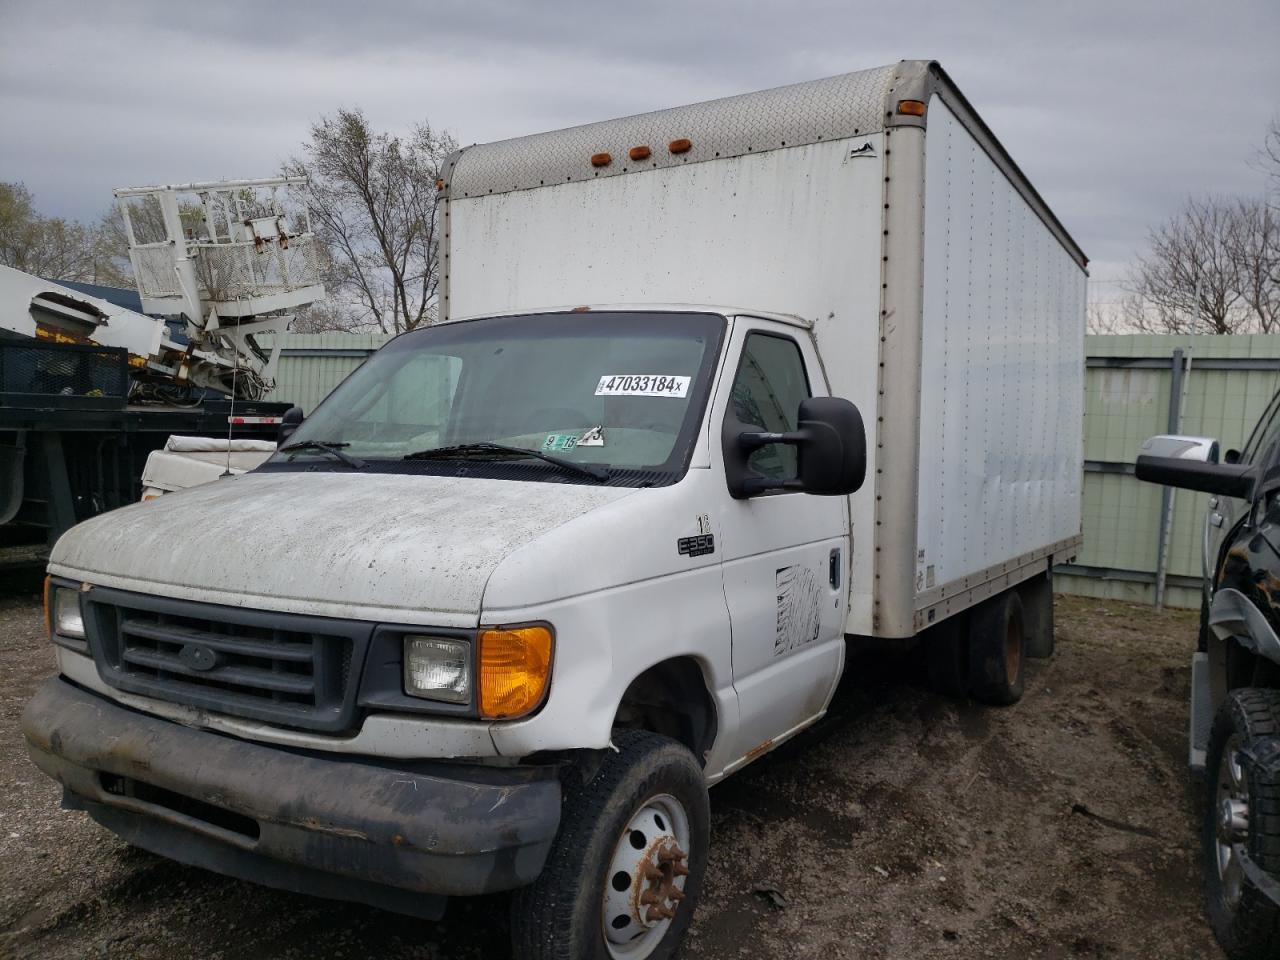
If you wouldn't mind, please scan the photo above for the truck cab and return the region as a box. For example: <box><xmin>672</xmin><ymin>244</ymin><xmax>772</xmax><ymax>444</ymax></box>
<box><xmin>26</xmin><ymin>304</ymin><xmax>867</xmax><ymax>953</ymax></box>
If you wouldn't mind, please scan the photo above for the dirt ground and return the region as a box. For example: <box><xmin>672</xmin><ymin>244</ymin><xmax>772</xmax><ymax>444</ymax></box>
<box><xmin>0</xmin><ymin>581</ymin><xmax>1222</xmax><ymax>960</ymax></box>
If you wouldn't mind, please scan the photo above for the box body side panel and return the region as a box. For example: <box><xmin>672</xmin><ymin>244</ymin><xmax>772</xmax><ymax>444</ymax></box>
<box><xmin>915</xmin><ymin>98</ymin><xmax>1086</xmax><ymax>596</ymax></box>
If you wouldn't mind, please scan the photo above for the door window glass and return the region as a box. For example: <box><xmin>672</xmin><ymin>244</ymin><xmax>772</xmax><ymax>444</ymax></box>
<box><xmin>729</xmin><ymin>333</ymin><xmax>811</xmax><ymax>480</ymax></box>
<box><xmin>1244</xmin><ymin>395</ymin><xmax>1280</xmax><ymax>466</ymax></box>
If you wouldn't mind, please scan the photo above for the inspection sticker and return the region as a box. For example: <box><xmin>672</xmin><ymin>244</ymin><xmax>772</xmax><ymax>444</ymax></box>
<box><xmin>595</xmin><ymin>374</ymin><xmax>690</xmax><ymax>398</ymax></box>
<box><xmin>542</xmin><ymin>433</ymin><xmax>579</xmax><ymax>452</ymax></box>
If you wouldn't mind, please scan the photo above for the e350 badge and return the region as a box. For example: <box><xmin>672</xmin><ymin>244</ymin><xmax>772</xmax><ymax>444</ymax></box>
<box><xmin>677</xmin><ymin>535</ymin><xmax>715</xmax><ymax>557</ymax></box>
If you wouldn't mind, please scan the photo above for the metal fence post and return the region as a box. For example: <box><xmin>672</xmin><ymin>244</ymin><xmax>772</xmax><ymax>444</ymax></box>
<box><xmin>1154</xmin><ymin>348</ymin><xmax>1185</xmax><ymax>610</ymax></box>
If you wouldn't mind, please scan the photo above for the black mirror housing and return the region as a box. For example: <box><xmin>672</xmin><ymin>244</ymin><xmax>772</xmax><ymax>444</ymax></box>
<box><xmin>723</xmin><ymin>396</ymin><xmax>867</xmax><ymax>499</ymax></box>
<box><xmin>1134</xmin><ymin>456</ymin><xmax>1254</xmax><ymax>499</ymax></box>
<box><xmin>795</xmin><ymin>397</ymin><xmax>867</xmax><ymax>495</ymax></box>
<box><xmin>278</xmin><ymin>405</ymin><xmax>305</xmax><ymax>444</ymax></box>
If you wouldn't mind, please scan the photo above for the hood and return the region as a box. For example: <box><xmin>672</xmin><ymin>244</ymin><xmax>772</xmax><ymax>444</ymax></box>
<box><xmin>50</xmin><ymin>471</ymin><xmax>636</xmax><ymax>626</ymax></box>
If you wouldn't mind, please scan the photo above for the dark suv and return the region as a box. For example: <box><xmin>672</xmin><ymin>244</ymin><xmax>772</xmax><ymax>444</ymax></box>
<box><xmin>1136</xmin><ymin>414</ymin><xmax>1280</xmax><ymax>959</ymax></box>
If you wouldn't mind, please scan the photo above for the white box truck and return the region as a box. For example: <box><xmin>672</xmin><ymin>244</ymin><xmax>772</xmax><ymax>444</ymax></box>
<box><xmin>23</xmin><ymin>60</ymin><xmax>1086</xmax><ymax>959</ymax></box>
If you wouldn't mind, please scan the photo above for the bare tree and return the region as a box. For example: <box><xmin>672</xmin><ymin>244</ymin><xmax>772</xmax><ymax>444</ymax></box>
<box><xmin>0</xmin><ymin>181</ymin><xmax>130</xmax><ymax>286</ymax></box>
<box><xmin>286</xmin><ymin>110</ymin><xmax>457</xmax><ymax>334</ymax></box>
<box><xmin>1086</xmin><ymin>300</ymin><xmax>1125</xmax><ymax>335</ymax></box>
<box><xmin>1226</xmin><ymin>197</ymin><xmax>1280</xmax><ymax>332</ymax></box>
<box><xmin>1128</xmin><ymin>196</ymin><xmax>1256</xmax><ymax>334</ymax></box>
<box><xmin>1260</xmin><ymin>115</ymin><xmax>1280</xmax><ymax>198</ymax></box>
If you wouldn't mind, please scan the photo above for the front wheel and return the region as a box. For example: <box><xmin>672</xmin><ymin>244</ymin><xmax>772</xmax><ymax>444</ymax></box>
<box><xmin>1204</xmin><ymin>688</ymin><xmax>1280</xmax><ymax>959</ymax></box>
<box><xmin>511</xmin><ymin>730</ymin><xmax>710</xmax><ymax>960</ymax></box>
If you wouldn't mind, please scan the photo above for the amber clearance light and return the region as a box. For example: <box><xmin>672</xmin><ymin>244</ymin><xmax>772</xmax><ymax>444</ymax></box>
<box><xmin>479</xmin><ymin>625</ymin><xmax>554</xmax><ymax>719</ymax></box>
<box><xmin>896</xmin><ymin>99</ymin><xmax>927</xmax><ymax>117</ymax></box>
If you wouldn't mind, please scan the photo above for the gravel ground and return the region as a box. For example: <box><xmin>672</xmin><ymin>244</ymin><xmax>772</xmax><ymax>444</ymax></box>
<box><xmin>0</xmin><ymin>589</ymin><xmax>1222</xmax><ymax>959</ymax></box>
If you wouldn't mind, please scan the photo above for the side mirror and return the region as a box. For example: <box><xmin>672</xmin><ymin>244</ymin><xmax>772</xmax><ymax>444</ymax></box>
<box><xmin>723</xmin><ymin>396</ymin><xmax>867</xmax><ymax>499</ymax></box>
<box><xmin>278</xmin><ymin>405</ymin><xmax>305</xmax><ymax>444</ymax></box>
<box><xmin>1134</xmin><ymin>433</ymin><xmax>1254</xmax><ymax>499</ymax></box>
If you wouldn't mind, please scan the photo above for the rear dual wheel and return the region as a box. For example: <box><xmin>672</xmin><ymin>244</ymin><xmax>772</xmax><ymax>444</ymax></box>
<box><xmin>925</xmin><ymin>589</ymin><xmax>1028</xmax><ymax>705</ymax></box>
<box><xmin>511</xmin><ymin>730</ymin><xmax>709</xmax><ymax>960</ymax></box>
<box><xmin>968</xmin><ymin>590</ymin><xmax>1028</xmax><ymax>706</ymax></box>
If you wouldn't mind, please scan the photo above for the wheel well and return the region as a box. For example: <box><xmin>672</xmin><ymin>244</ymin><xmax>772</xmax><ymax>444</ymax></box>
<box><xmin>613</xmin><ymin>658</ymin><xmax>717</xmax><ymax>765</ymax></box>
<box><xmin>1226</xmin><ymin>639</ymin><xmax>1280</xmax><ymax>691</ymax></box>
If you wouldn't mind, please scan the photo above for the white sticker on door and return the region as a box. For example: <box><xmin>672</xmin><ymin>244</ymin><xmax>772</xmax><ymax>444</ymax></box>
<box><xmin>594</xmin><ymin>375</ymin><xmax>690</xmax><ymax>398</ymax></box>
<box><xmin>774</xmin><ymin>565</ymin><xmax>822</xmax><ymax>656</ymax></box>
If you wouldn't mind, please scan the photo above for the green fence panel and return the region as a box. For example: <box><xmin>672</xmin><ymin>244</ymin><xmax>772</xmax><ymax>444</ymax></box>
<box><xmin>1064</xmin><ymin>334</ymin><xmax>1280</xmax><ymax>608</ymax></box>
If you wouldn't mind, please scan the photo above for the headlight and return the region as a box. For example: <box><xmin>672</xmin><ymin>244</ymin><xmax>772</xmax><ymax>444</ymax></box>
<box><xmin>478</xmin><ymin>625</ymin><xmax>553</xmax><ymax>719</ymax></box>
<box><xmin>52</xmin><ymin>587</ymin><xmax>85</xmax><ymax>639</ymax></box>
<box><xmin>403</xmin><ymin>636</ymin><xmax>471</xmax><ymax>703</ymax></box>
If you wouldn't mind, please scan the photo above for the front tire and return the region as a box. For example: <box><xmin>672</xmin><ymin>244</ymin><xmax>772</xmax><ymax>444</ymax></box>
<box><xmin>1204</xmin><ymin>688</ymin><xmax>1280</xmax><ymax>959</ymax></box>
<box><xmin>511</xmin><ymin>730</ymin><xmax>710</xmax><ymax>960</ymax></box>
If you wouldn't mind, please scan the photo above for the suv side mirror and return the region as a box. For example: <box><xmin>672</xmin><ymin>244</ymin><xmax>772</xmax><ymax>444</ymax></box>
<box><xmin>278</xmin><ymin>406</ymin><xmax>305</xmax><ymax>444</ymax></box>
<box><xmin>1134</xmin><ymin>433</ymin><xmax>1254</xmax><ymax>498</ymax></box>
<box><xmin>724</xmin><ymin>396</ymin><xmax>867</xmax><ymax>499</ymax></box>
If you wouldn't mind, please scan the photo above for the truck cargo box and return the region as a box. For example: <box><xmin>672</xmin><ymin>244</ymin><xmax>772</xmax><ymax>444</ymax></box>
<box><xmin>440</xmin><ymin>59</ymin><xmax>1086</xmax><ymax>638</ymax></box>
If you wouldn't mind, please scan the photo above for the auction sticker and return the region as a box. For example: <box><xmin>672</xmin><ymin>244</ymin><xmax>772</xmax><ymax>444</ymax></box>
<box><xmin>595</xmin><ymin>374</ymin><xmax>690</xmax><ymax>398</ymax></box>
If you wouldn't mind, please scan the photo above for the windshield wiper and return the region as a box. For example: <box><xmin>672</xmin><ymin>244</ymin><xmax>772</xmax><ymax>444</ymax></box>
<box><xmin>279</xmin><ymin>440</ymin><xmax>366</xmax><ymax>470</ymax></box>
<box><xmin>402</xmin><ymin>441</ymin><xmax>610</xmax><ymax>481</ymax></box>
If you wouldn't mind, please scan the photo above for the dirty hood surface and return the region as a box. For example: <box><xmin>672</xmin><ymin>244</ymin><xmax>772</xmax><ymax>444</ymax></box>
<box><xmin>49</xmin><ymin>471</ymin><xmax>637</xmax><ymax>625</ymax></box>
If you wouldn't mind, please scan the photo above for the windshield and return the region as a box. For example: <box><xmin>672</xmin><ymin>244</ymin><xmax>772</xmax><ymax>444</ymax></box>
<box><xmin>272</xmin><ymin>310</ymin><xmax>726</xmax><ymax>484</ymax></box>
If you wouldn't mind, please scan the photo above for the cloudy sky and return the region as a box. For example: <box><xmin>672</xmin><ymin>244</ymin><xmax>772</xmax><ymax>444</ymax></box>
<box><xmin>2</xmin><ymin>0</ymin><xmax>1277</xmax><ymax>294</ymax></box>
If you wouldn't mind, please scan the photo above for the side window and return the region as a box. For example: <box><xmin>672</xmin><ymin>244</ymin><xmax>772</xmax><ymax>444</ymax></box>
<box><xmin>1244</xmin><ymin>395</ymin><xmax>1280</xmax><ymax>467</ymax></box>
<box><xmin>729</xmin><ymin>333</ymin><xmax>811</xmax><ymax>480</ymax></box>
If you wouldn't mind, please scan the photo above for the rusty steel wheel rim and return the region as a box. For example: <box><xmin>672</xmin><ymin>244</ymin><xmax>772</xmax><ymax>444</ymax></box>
<box><xmin>1005</xmin><ymin>617</ymin><xmax>1022</xmax><ymax>686</ymax></box>
<box><xmin>600</xmin><ymin>793</ymin><xmax>691</xmax><ymax>958</ymax></box>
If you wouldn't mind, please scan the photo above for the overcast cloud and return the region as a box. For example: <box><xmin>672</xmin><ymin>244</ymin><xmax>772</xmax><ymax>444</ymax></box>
<box><xmin>1</xmin><ymin>0</ymin><xmax>1276</xmax><ymax>292</ymax></box>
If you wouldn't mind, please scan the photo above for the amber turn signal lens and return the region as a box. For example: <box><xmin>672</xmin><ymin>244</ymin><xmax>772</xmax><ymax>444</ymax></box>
<box><xmin>591</xmin><ymin>152</ymin><xmax>612</xmax><ymax>167</ymax></box>
<box><xmin>435</xmin><ymin>178</ymin><xmax>446</xmax><ymax>191</ymax></box>
<box><xmin>479</xmin><ymin>625</ymin><xmax>553</xmax><ymax>719</ymax></box>
<box><xmin>896</xmin><ymin>99</ymin><xmax>926</xmax><ymax>117</ymax></box>
<box><xmin>668</xmin><ymin>138</ymin><xmax>692</xmax><ymax>154</ymax></box>
<box><xmin>629</xmin><ymin>145</ymin><xmax>651</xmax><ymax>161</ymax></box>
<box><xmin>42</xmin><ymin>575</ymin><xmax>52</xmax><ymax>637</ymax></box>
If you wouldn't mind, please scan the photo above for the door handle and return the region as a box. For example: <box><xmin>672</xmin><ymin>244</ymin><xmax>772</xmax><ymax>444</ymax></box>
<box><xmin>829</xmin><ymin>548</ymin><xmax>841</xmax><ymax>589</ymax></box>
<box><xmin>1210</xmin><ymin>513</ymin><xmax>1224</xmax><ymax>528</ymax></box>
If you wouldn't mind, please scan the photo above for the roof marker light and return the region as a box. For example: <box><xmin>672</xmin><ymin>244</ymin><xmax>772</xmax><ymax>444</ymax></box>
<box><xmin>668</xmin><ymin>138</ymin><xmax>692</xmax><ymax>154</ymax></box>
<box><xmin>629</xmin><ymin>145</ymin><xmax>652</xmax><ymax>161</ymax></box>
<box><xmin>591</xmin><ymin>152</ymin><xmax>612</xmax><ymax>167</ymax></box>
<box><xmin>896</xmin><ymin>100</ymin><xmax>926</xmax><ymax>117</ymax></box>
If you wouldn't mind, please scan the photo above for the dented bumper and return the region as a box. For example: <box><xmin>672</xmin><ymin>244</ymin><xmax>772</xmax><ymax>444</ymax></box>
<box><xmin>22</xmin><ymin>678</ymin><xmax>560</xmax><ymax>917</ymax></box>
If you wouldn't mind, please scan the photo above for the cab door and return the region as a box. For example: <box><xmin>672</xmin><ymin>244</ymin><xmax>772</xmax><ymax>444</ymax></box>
<box><xmin>712</xmin><ymin>319</ymin><xmax>849</xmax><ymax>767</ymax></box>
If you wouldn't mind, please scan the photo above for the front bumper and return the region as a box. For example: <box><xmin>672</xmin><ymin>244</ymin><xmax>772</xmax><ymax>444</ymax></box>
<box><xmin>22</xmin><ymin>678</ymin><xmax>561</xmax><ymax>918</ymax></box>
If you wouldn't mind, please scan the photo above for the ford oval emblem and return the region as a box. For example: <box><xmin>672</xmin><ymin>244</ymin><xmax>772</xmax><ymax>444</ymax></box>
<box><xmin>179</xmin><ymin>643</ymin><xmax>220</xmax><ymax>672</ymax></box>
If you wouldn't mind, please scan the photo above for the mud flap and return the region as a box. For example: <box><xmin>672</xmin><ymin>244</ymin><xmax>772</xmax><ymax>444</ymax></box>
<box><xmin>1190</xmin><ymin>652</ymin><xmax>1210</xmax><ymax>772</ymax></box>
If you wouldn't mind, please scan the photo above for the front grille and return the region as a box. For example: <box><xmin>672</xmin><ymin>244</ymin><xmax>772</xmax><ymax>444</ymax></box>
<box><xmin>83</xmin><ymin>588</ymin><xmax>372</xmax><ymax>733</ymax></box>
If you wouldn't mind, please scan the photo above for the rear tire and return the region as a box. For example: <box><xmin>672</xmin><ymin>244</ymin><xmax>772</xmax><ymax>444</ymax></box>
<box><xmin>1204</xmin><ymin>688</ymin><xmax>1280</xmax><ymax>959</ymax></box>
<box><xmin>510</xmin><ymin>730</ymin><xmax>710</xmax><ymax>960</ymax></box>
<box><xmin>967</xmin><ymin>590</ymin><xmax>1027</xmax><ymax>706</ymax></box>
